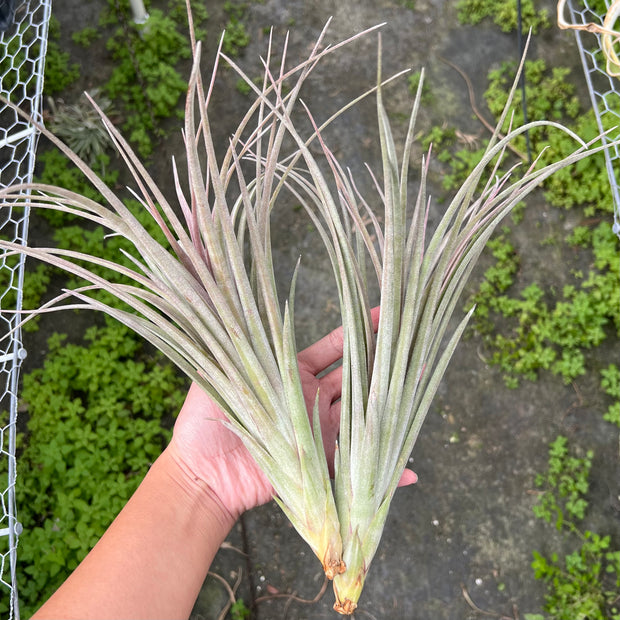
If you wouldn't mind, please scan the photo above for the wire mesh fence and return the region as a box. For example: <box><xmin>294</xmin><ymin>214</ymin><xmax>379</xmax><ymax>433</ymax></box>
<box><xmin>565</xmin><ymin>0</ymin><xmax>620</xmax><ymax>236</ymax></box>
<box><xmin>0</xmin><ymin>1</ymin><xmax>51</xmax><ymax>618</ymax></box>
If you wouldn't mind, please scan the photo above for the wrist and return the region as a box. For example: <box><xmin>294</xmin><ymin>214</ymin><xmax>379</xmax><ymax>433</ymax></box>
<box><xmin>158</xmin><ymin>444</ymin><xmax>239</xmax><ymax>529</ymax></box>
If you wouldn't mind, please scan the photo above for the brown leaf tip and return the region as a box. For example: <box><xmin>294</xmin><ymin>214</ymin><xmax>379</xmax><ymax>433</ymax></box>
<box><xmin>333</xmin><ymin>598</ymin><xmax>357</xmax><ymax>615</ymax></box>
<box><xmin>323</xmin><ymin>558</ymin><xmax>347</xmax><ymax>580</ymax></box>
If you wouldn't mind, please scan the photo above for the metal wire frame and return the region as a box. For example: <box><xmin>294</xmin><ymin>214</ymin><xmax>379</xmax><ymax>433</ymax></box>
<box><xmin>0</xmin><ymin>2</ymin><xmax>52</xmax><ymax>618</ymax></box>
<box><xmin>565</xmin><ymin>0</ymin><xmax>620</xmax><ymax>237</ymax></box>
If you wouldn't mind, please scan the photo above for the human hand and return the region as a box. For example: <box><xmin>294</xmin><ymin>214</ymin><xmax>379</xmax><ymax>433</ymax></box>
<box><xmin>167</xmin><ymin>308</ymin><xmax>417</xmax><ymax>521</ymax></box>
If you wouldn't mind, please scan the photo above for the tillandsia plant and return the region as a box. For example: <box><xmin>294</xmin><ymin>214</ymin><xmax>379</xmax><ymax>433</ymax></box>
<box><xmin>0</xmin><ymin>15</ymin><xmax>615</xmax><ymax>616</ymax></box>
<box><xmin>253</xmin><ymin>38</ymin><xmax>614</xmax><ymax>612</ymax></box>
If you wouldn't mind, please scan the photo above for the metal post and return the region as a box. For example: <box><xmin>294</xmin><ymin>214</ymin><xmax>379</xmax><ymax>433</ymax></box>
<box><xmin>129</xmin><ymin>0</ymin><xmax>149</xmax><ymax>24</ymax></box>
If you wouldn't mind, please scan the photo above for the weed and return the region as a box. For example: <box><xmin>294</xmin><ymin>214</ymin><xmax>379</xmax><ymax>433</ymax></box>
<box><xmin>222</xmin><ymin>1</ymin><xmax>250</xmax><ymax>58</ymax></box>
<box><xmin>230</xmin><ymin>598</ymin><xmax>252</xmax><ymax>619</ymax></box>
<box><xmin>456</xmin><ymin>0</ymin><xmax>550</xmax><ymax>34</ymax></box>
<box><xmin>531</xmin><ymin>437</ymin><xmax>620</xmax><ymax>620</ymax></box>
<box><xmin>48</xmin><ymin>90</ymin><xmax>116</xmax><ymax>167</ymax></box>
<box><xmin>600</xmin><ymin>364</ymin><xmax>620</xmax><ymax>427</ymax></box>
<box><xmin>236</xmin><ymin>77</ymin><xmax>252</xmax><ymax>96</ymax></box>
<box><xmin>105</xmin><ymin>9</ymin><xmax>190</xmax><ymax>156</ymax></box>
<box><xmin>44</xmin><ymin>16</ymin><xmax>80</xmax><ymax>95</ymax></box>
<box><xmin>71</xmin><ymin>26</ymin><xmax>101</xmax><ymax>47</ymax></box>
<box><xmin>457</xmin><ymin>58</ymin><xmax>620</xmax><ymax>387</ymax></box>
<box><xmin>407</xmin><ymin>69</ymin><xmax>433</xmax><ymax>104</ymax></box>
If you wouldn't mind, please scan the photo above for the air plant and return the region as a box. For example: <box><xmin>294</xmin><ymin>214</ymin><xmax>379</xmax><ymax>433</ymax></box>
<box><xmin>47</xmin><ymin>89</ymin><xmax>117</xmax><ymax>167</ymax></box>
<box><xmin>0</xmin><ymin>16</ymin><xmax>614</xmax><ymax>615</ymax></box>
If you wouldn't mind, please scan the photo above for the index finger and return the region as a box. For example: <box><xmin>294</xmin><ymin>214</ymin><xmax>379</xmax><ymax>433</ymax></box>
<box><xmin>297</xmin><ymin>306</ymin><xmax>380</xmax><ymax>375</ymax></box>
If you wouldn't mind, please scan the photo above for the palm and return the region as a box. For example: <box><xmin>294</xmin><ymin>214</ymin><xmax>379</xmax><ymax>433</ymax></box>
<box><xmin>168</xmin><ymin>309</ymin><xmax>415</xmax><ymax>519</ymax></box>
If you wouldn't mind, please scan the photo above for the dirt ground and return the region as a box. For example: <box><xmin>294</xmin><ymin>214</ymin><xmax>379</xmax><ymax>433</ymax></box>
<box><xmin>40</xmin><ymin>0</ymin><xmax>620</xmax><ymax>618</ymax></box>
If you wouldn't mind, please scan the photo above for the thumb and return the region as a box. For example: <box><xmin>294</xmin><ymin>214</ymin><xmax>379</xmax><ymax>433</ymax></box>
<box><xmin>397</xmin><ymin>468</ymin><xmax>418</xmax><ymax>487</ymax></box>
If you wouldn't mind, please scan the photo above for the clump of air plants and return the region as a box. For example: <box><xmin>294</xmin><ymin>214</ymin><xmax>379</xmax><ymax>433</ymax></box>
<box><xmin>47</xmin><ymin>89</ymin><xmax>117</xmax><ymax>166</ymax></box>
<box><xmin>0</xmin><ymin>13</ymin><xmax>613</xmax><ymax>615</ymax></box>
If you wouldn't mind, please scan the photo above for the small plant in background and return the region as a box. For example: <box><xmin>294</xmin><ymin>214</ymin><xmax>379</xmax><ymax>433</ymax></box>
<box><xmin>465</xmin><ymin>231</ymin><xmax>519</xmax><ymax>330</ymax></box>
<box><xmin>71</xmin><ymin>26</ymin><xmax>101</xmax><ymax>47</ymax></box>
<box><xmin>601</xmin><ymin>363</ymin><xmax>620</xmax><ymax>427</ymax></box>
<box><xmin>222</xmin><ymin>1</ymin><xmax>250</xmax><ymax>57</ymax></box>
<box><xmin>44</xmin><ymin>16</ymin><xmax>80</xmax><ymax>95</ymax></box>
<box><xmin>456</xmin><ymin>0</ymin><xmax>550</xmax><ymax>33</ymax></box>
<box><xmin>407</xmin><ymin>69</ymin><xmax>433</xmax><ymax>104</ymax></box>
<box><xmin>95</xmin><ymin>0</ymin><xmax>209</xmax><ymax>157</ymax></box>
<box><xmin>47</xmin><ymin>90</ymin><xmax>117</xmax><ymax>167</ymax></box>
<box><xmin>230</xmin><ymin>598</ymin><xmax>252</xmax><ymax>620</ymax></box>
<box><xmin>105</xmin><ymin>9</ymin><xmax>190</xmax><ymax>156</ymax></box>
<box><xmin>444</xmin><ymin>53</ymin><xmax>620</xmax><ymax>388</ymax></box>
<box><xmin>469</xmin><ymin>217</ymin><xmax>620</xmax><ymax>387</ymax></box>
<box><xmin>530</xmin><ymin>436</ymin><xmax>620</xmax><ymax>620</ymax></box>
<box><xmin>533</xmin><ymin>436</ymin><xmax>593</xmax><ymax>530</ymax></box>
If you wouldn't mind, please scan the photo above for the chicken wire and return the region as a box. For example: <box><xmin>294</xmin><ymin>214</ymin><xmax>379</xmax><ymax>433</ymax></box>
<box><xmin>0</xmin><ymin>1</ymin><xmax>51</xmax><ymax>619</ymax></box>
<box><xmin>565</xmin><ymin>0</ymin><xmax>620</xmax><ymax>236</ymax></box>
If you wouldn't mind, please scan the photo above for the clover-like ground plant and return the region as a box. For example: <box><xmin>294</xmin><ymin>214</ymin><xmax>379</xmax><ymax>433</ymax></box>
<box><xmin>0</xmin><ymin>15</ymin><xmax>613</xmax><ymax>615</ymax></box>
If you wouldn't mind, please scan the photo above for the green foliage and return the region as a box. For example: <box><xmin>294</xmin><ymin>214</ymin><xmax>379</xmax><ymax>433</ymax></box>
<box><xmin>453</xmin><ymin>55</ymin><xmax>620</xmax><ymax>387</ymax></box>
<box><xmin>532</xmin><ymin>534</ymin><xmax>620</xmax><ymax>620</ymax></box>
<box><xmin>222</xmin><ymin>1</ymin><xmax>250</xmax><ymax>57</ymax></box>
<box><xmin>600</xmin><ymin>364</ymin><xmax>620</xmax><ymax>427</ymax></box>
<box><xmin>531</xmin><ymin>437</ymin><xmax>620</xmax><ymax>620</ymax></box>
<box><xmin>483</xmin><ymin>58</ymin><xmax>615</xmax><ymax>213</ymax></box>
<box><xmin>407</xmin><ymin>69</ymin><xmax>433</xmax><ymax>104</ymax></box>
<box><xmin>44</xmin><ymin>16</ymin><xmax>81</xmax><ymax>95</ymax></box>
<box><xmin>533</xmin><ymin>436</ymin><xmax>592</xmax><ymax>530</ymax></box>
<box><xmin>485</xmin><ymin>60</ymin><xmax>580</xmax><ymax>126</ymax></box>
<box><xmin>167</xmin><ymin>0</ymin><xmax>209</xmax><ymax>39</ymax></box>
<box><xmin>436</xmin><ymin>58</ymin><xmax>587</xmax><ymax>193</ymax></box>
<box><xmin>456</xmin><ymin>0</ymin><xmax>550</xmax><ymax>34</ymax></box>
<box><xmin>236</xmin><ymin>77</ymin><xmax>252</xmax><ymax>96</ymax></box>
<box><xmin>466</xmin><ymin>232</ymin><xmax>519</xmax><ymax>325</ymax></box>
<box><xmin>14</xmin><ymin>322</ymin><xmax>187</xmax><ymax>616</ymax></box>
<box><xmin>442</xmin><ymin>143</ymin><xmax>492</xmax><ymax>192</ymax></box>
<box><xmin>0</xmin><ymin>258</ymin><xmax>50</xmax><ymax>333</ymax></box>
<box><xmin>230</xmin><ymin>598</ymin><xmax>252</xmax><ymax>619</ymax></box>
<box><xmin>104</xmin><ymin>9</ymin><xmax>191</xmax><ymax>156</ymax></box>
<box><xmin>422</xmin><ymin>123</ymin><xmax>457</xmax><ymax>153</ymax></box>
<box><xmin>71</xmin><ymin>26</ymin><xmax>101</xmax><ymax>47</ymax></box>
<box><xmin>538</xmin><ymin>110</ymin><xmax>618</xmax><ymax>214</ymax></box>
<box><xmin>469</xmin><ymin>219</ymin><xmax>619</xmax><ymax>386</ymax></box>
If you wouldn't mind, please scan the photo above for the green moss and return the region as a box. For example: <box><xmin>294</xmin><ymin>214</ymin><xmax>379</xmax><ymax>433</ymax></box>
<box><xmin>456</xmin><ymin>0</ymin><xmax>550</xmax><ymax>34</ymax></box>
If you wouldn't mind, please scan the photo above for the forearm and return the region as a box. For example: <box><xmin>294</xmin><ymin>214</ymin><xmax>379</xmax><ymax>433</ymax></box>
<box><xmin>32</xmin><ymin>446</ymin><xmax>236</xmax><ymax>620</ymax></box>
